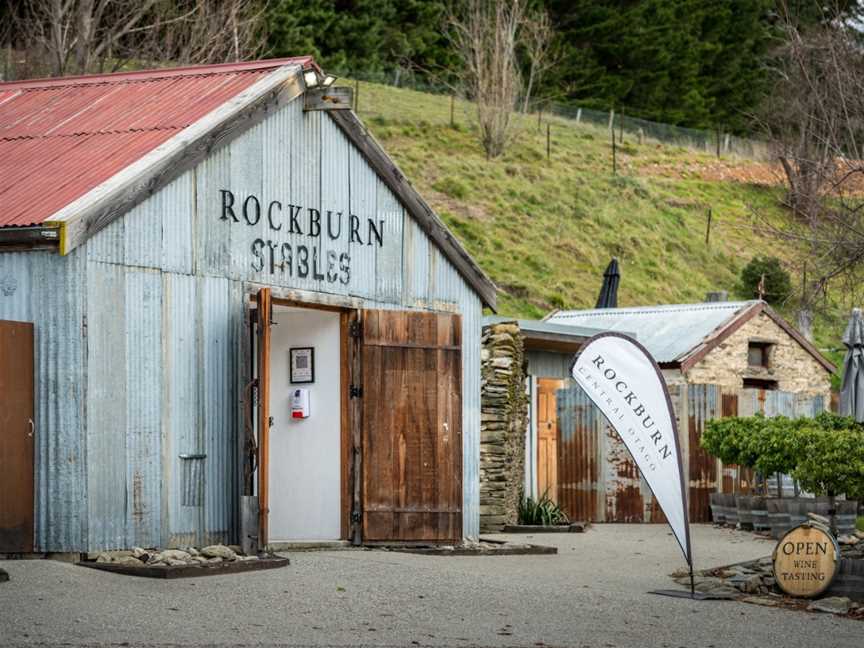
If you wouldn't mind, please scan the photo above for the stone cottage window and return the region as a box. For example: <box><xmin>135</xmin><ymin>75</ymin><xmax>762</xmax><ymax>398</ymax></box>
<box><xmin>747</xmin><ymin>341</ymin><xmax>772</xmax><ymax>368</ymax></box>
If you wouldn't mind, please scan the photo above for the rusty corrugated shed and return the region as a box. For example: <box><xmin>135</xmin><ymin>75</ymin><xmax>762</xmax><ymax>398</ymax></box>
<box><xmin>0</xmin><ymin>58</ymin><xmax>313</xmax><ymax>228</ymax></box>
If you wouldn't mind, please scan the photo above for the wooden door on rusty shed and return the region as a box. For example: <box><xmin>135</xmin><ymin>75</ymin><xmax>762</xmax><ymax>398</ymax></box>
<box><xmin>537</xmin><ymin>379</ymin><xmax>562</xmax><ymax>502</ymax></box>
<box><xmin>360</xmin><ymin>310</ymin><xmax>462</xmax><ymax>542</ymax></box>
<box><xmin>0</xmin><ymin>320</ymin><xmax>35</xmax><ymax>552</ymax></box>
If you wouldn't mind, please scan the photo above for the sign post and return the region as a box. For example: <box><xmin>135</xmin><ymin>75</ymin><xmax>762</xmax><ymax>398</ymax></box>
<box><xmin>571</xmin><ymin>332</ymin><xmax>697</xmax><ymax>597</ymax></box>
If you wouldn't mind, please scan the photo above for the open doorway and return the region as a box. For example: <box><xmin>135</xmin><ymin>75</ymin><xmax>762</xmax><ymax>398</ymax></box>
<box><xmin>267</xmin><ymin>305</ymin><xmax>343</xmax><ymax>542</ymax></box>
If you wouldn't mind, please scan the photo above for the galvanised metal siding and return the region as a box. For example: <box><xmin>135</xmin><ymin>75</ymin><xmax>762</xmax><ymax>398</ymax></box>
<box><xmin>525</xmin><ymin>349</ymin><xmax>573</xmax><ymax>379</ymax></box>
<box><xmin>73</xmin><ymin>92</ymin><xmax>483</xmax><ymax>547</ymax></box>
<box><xmin>0</xmin><ymin>250</ymin><xmax>87</xmax><ymax>551</ymax></box>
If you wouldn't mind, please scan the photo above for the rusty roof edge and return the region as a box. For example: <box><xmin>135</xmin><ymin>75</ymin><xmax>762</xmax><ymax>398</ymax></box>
<box><xmin>0</xmin><ymin>57</ymin><xmax>316</xmax><ymax>91</ymax></box>
<box><xmin>41</xmin><ymin>63</ymin><xmax>305</xmax><ymax>255</ymax></box>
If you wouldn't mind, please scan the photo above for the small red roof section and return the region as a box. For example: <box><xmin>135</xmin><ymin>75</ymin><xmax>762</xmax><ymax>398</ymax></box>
<box><xmin>0</xmin><ymin>58</ymin><xmax>313</xmax><ymax>228</ymax></box>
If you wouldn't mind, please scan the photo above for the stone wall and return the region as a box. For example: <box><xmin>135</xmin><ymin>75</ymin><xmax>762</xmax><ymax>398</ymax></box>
<box><xmin>685</xmin><ymin>310</ymin><xmax>832</xmax><ymax>398</ymax></box>
<box><xmin>479</xmin><ymin>322</ymin><xmax>528</xmax><ymax>533</ymax></box>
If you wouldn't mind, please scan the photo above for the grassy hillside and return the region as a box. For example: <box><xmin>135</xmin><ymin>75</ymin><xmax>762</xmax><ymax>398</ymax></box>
<box><xmin>349</xmin><ymin>81</ymin><xmax>849</xmax><ymax>370</ymax></box>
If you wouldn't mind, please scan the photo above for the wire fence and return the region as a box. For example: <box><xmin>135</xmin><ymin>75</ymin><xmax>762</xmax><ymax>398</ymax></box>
<box><xmin>338</xmin><ymin>70</ymin><xmax>770</xmax><ymax>161</ymax></box>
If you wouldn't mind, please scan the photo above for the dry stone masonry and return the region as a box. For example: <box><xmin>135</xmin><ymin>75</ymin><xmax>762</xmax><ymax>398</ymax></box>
<box><xmin>480</xmin><ymin>322</ymin><xmax>527</xmax><ymax>533</ymax></box>
<box><xmin>685</xmin><ymin>311</ymin><xmax>830</xmax><ymax>397</ymax></box>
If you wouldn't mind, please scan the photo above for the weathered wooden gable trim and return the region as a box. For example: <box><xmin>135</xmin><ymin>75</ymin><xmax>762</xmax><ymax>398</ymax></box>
<box><xmin>45</xmin><ymin>64</ymin><xmax>305</xmax><ymax>256</ymax></box>
<box><xmin>327</xmin><ymin>110</ymin><xmax>497</xmax><ymax>311</ymax></box>
<box><xmin>677</xmin><ymin>302</ymin><xmax>836</xmax><ymax>374</ymax></box>
<box><xmin>304</xmin><ymin>86</ymin><xmax>353</xmax><ymax>111</ymax></box>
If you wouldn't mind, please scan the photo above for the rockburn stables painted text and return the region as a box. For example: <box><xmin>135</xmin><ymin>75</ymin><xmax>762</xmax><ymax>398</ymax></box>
<box><xmin>219</xmin><ymin>189</ymin><xmax>385</xmax><ymax>283</ymax></box>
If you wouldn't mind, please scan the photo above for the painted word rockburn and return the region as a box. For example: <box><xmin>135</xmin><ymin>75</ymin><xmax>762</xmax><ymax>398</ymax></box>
<box><xmin>571</xmin><ymin>333</ymin><xmax>691</xmax><ymax>566</ymax></box>
<box><xmin>218</xmin><ymin>189</ymin><xmax>386</xmax><ymax>284</ymax></box>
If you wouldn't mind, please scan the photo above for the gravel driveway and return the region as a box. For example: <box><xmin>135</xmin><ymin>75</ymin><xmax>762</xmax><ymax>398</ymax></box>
<box><xmin>0</xmin><ymin>524</ymin><xmax>858</xmax><ymax>647</ymax></box>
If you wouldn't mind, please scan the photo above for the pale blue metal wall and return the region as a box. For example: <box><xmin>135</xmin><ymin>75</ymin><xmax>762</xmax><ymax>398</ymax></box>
<box><xmin>0</xmin><ymin>95</ymin><xmax>483</xmax><ymax>551</ymax></box>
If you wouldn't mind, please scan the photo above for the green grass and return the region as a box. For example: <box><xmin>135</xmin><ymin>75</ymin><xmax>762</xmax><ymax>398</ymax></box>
<box><xmin>349</xmin><ymin>80</ymin><xmax>850</xmax><ymax>363</ymax></box>
<box><xmin>857</xmin><ymin>516</ymin><xmax>864</xmax><ymax>532</ymax></box>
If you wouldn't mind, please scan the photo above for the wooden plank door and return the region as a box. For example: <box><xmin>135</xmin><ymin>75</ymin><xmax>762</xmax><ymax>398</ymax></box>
<box><xmin>256</xmin><ymin>288</ymin><xmax>272</xmax><ymax>547</ymax></box>
<box><xmin>537</xmin><ymin>378</ymin><xmax>562</xmax><ymax>502</ymax></box>
<box><xmin>0</xmin><ymin>320</ymin><xmax>35</xmax><ymax>552</ymax></box>
<box><xmin>360</xmin><ymin>310</ymin><xmax>462</xmax><ymax>542</ymax></box>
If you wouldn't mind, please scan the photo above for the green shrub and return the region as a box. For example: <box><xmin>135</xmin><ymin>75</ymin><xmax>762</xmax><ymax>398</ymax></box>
<box><xmin>792</xmin><ymin>425</ymin><xmax>864</xmax><ymax>500</ymax></box>
<box><xmin>518</xmin><ymin>491</ymin><xmax>569</xmax><ymax>526</ymax></box>
<box><xmin>738</xmin><ymin>256</ymin><xmax>792</xmax><ymax>305</ymax></box>
<box><xmin>432</xmin><ymin>176</ymin><xmax>469</xmax><ymax>199</ymax></box>
<box><xmin>702</xmin><ymin>411</ymin><xmax>864</xmax><ymax>500</ymax></box>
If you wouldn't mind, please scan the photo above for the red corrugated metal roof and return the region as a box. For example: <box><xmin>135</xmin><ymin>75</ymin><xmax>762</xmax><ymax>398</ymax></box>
<box><xmin>0</xmin><ymin>57</ymin><xmax>313</xmax><ymax>228</ymax></box>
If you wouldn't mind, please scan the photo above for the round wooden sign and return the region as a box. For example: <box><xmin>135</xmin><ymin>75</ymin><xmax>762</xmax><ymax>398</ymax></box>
<box><xmin>772</xmin><ymin>523</ymin><xmax>840</xmax><ymax>598</ymax></box>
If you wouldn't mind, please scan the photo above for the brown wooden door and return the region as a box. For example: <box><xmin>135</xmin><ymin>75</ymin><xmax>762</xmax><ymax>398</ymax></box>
<box><xmin>0</xmin><ymin>320</ymin><xmax>35</xmax><ymax>552</ymax></box>
<box><xmin>256</xmin><ymin>288</ymin><xmax>272</xmax><ymax>547</ymax></box>
<box><xmin>537</xmin><ymin>378</ymin><xmax>563</xmax><ymax>502</ymax></box>
<box><xmin>360</xmin><ymin>310</ymin><xmax>462</xmax><ymax>542</ymax></box>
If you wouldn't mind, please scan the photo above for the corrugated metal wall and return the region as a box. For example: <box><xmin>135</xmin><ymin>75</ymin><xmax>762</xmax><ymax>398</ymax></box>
<box><xmin>0</xmin><ymin>251</ymin><xmax>87</xmax><ymax>551</ymax></box>
<box><xmin>555</xmin><ymin>382</ymin><xmax>825</xmax><ymax>523</ymax></box>
<box><xmin>2</xmin><ymin>92</ymin><xmax>483</xmax><ymax>550</ymax></box>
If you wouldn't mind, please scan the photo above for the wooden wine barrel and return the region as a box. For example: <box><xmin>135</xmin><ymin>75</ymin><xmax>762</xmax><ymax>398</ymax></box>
<box><xmin>767</xmin><ymin>498</ymin><xmax>791</xmax><ymax>539</ymax></box>
<box><xmin>709</xmin><ymin>493</ymin><xmax>725</xmax><ymax>525</ymax></box>
<box><xmin>722</xmin><ymin>494</ymin><xmax>739</xmax><ymax>527</ymax></box>
<box><xmin>772</xmin><ymin>523</ymin><xmax>840</xmax><ymax>598</ymax></box>
<box><xmin>826</xmin><ymin>558</ymin><xmax>864</xmax><ymax>602</ymax></box>
<box><xmin>751</xmin><ymin>496</ymin><xmax>769</xmax><ymax>532</ymax></box>
<box><xmin>737</xmin><ymin>496</ymin><xmax>754</xmax><ymax>531</ymax></box>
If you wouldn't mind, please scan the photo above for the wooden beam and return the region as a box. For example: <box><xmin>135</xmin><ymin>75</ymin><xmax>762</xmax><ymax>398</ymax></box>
<box><xmin>45</xmin><ymin>64</ymin><xmax>305</xmax><ymax>256</ymax></box>
<box><xmin>327</xmin><ymin>109</ymin><xmax>498</xmax><ymax>311</ymax></box>
<box><xmin>0</xmin><ymin>226</ymin><xmax>59</xmax><ymax>251</ymax></box>
<box><xmin>304</xmin><ymin>86</ymin><xmax>353</xmax><ymax>111</ymax></box>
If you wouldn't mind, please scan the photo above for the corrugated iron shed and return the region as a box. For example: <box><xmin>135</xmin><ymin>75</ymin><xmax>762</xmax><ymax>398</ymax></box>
<box><xmin>0</xmin><ymin>58</ymin><xmax>313</xmax><ymax>228</ymax></box>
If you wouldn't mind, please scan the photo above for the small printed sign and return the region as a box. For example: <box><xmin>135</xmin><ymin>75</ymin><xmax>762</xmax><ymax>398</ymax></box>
<box><xmin>772</xmin><ymin>523</ymin><xmax>839</xmax><ymax>598</ymax></box>
<box><xmin>290</xmin><ymin>347</ymin><xmax>314</xmax><ymax>384</ymax></box>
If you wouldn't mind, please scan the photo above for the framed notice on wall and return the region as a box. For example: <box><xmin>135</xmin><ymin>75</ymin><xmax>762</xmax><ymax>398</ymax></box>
<box><xmin>290</xmin><ymin>347</ymin><xmax>314</xmax><ymax>384</ymax></box>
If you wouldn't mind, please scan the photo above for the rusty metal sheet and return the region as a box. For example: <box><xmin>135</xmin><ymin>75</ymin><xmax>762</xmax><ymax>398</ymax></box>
<box><xmin>0</xmin><ymin>320</ymin><xmax>34</xmax><ymax>551</ymax></box>
<box><xmin>687</xmin><ymin>384</ymin><xmax>720</xmax><ymax>522</ymax></box>
<box><xmin>0</xmin><ymin>58</ymin><xmax>313</xmax><ymax>228</ymax></box>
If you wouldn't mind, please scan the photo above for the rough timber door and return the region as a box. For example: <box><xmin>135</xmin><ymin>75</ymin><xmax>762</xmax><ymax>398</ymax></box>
<box><xmin>256</xmin><ymin>288</ymin><xmax>272</xmax><ymax>547</ymax></box>
<box><xmin>0</xmin><ymin>320</ymin><xmax>35</xmax><ymax>552</ymax></box>
<box><xmin>360</xmin><ymin>310</ymin><xmax>462</xmax><ymax>542</ymax></box>
<box><xmin>537</xmin><ymin>378</ymin><xmax>563</xmax><ymax>502</ymax></box>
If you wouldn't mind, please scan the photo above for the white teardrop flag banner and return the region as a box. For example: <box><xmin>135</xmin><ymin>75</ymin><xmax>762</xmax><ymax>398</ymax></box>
<box><xmin>571</xmin><ymin>332</ymin><xmax>692</xmax><ymax>566</ymax></box>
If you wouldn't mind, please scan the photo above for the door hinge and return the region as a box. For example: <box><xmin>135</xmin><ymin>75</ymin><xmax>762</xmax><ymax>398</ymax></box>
<box><xmin>349</xmin><ymin>320</ymin><xmax>361</xmax><ymax>338</ymax></box>
<box><xmin>268</xmin><ymin>416</ymin><xmax>274</xmax><ymax>428</ymax></box>
<box><xmin>350</xmin><ymin>385</ymin><xmax>363</xmax><ymax>399</ymax></box>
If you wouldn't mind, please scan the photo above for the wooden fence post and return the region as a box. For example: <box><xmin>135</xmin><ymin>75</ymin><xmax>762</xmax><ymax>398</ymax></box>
<box><xmin>546</xmin><ymin>123</ymin><xmax>551</xmax><ymax>160</ymax></box>
<box><xmin>705</xmin><ymin>208</ymin><xmax>713</xmax><ymax>245</ymax></box>
<box><xmin>354</xmin><ymin>79</ymin><xmax>359</xmax><ymax>112</ymax></box>
<box><xmin>450</xmin><ymin>95</ymin><xmax>455</xmax><ymax>128</ymax></box>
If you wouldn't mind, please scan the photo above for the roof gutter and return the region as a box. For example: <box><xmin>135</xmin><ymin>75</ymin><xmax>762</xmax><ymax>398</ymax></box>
<box><xmin>0</xmin><ymin>226</ymin><xmax>60</xmax><ymax>251</ymax></box>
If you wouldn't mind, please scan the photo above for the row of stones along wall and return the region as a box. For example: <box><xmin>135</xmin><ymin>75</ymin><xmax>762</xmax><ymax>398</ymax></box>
<box><xmin>684</xmin><ymin>310</ymin><xmax>831</xmax><ymax>398</ymax></box>
<box><xmin>479</xmin><ymin>322</ymin><xmax>527</xmax><ymax>533</ymax></box>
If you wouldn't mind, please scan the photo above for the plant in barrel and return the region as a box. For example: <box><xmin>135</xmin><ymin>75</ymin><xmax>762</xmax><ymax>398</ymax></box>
<box><xmin>748</xmin><ymin>416</ymin><xmax>805</xmax><ymax>497</ymax></box>
<box><xmin>701</xmin><ymin>415</ymin><xmax>764</xmax><ymax>492</ymax></box>
<box><xmin>792</xmin><ymin>417</ymin><xmax>864</xmax><ymax>535</ymax></box>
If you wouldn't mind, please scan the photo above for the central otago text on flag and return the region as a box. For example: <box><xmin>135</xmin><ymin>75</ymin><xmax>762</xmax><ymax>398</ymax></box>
<box><xmin>571</xmin><ymin>333</ymin><xmax>692</xmax><ymax>566</ymax></box>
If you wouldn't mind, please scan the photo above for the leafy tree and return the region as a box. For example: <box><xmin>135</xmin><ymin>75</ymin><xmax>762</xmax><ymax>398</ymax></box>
<box><xmin>266</xmin><ymin>0</ymin><xmax>455</xmax><ymax>77</ymax></box>
<box><xmin>738</xmin><ymin>256</ymin><xmax>792</xmax><ymax>304</ymax></box>
<box><xmin>793</xmin><ymin>425</ymin><xmax>864</xmax><ymax>501</ymax></box>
